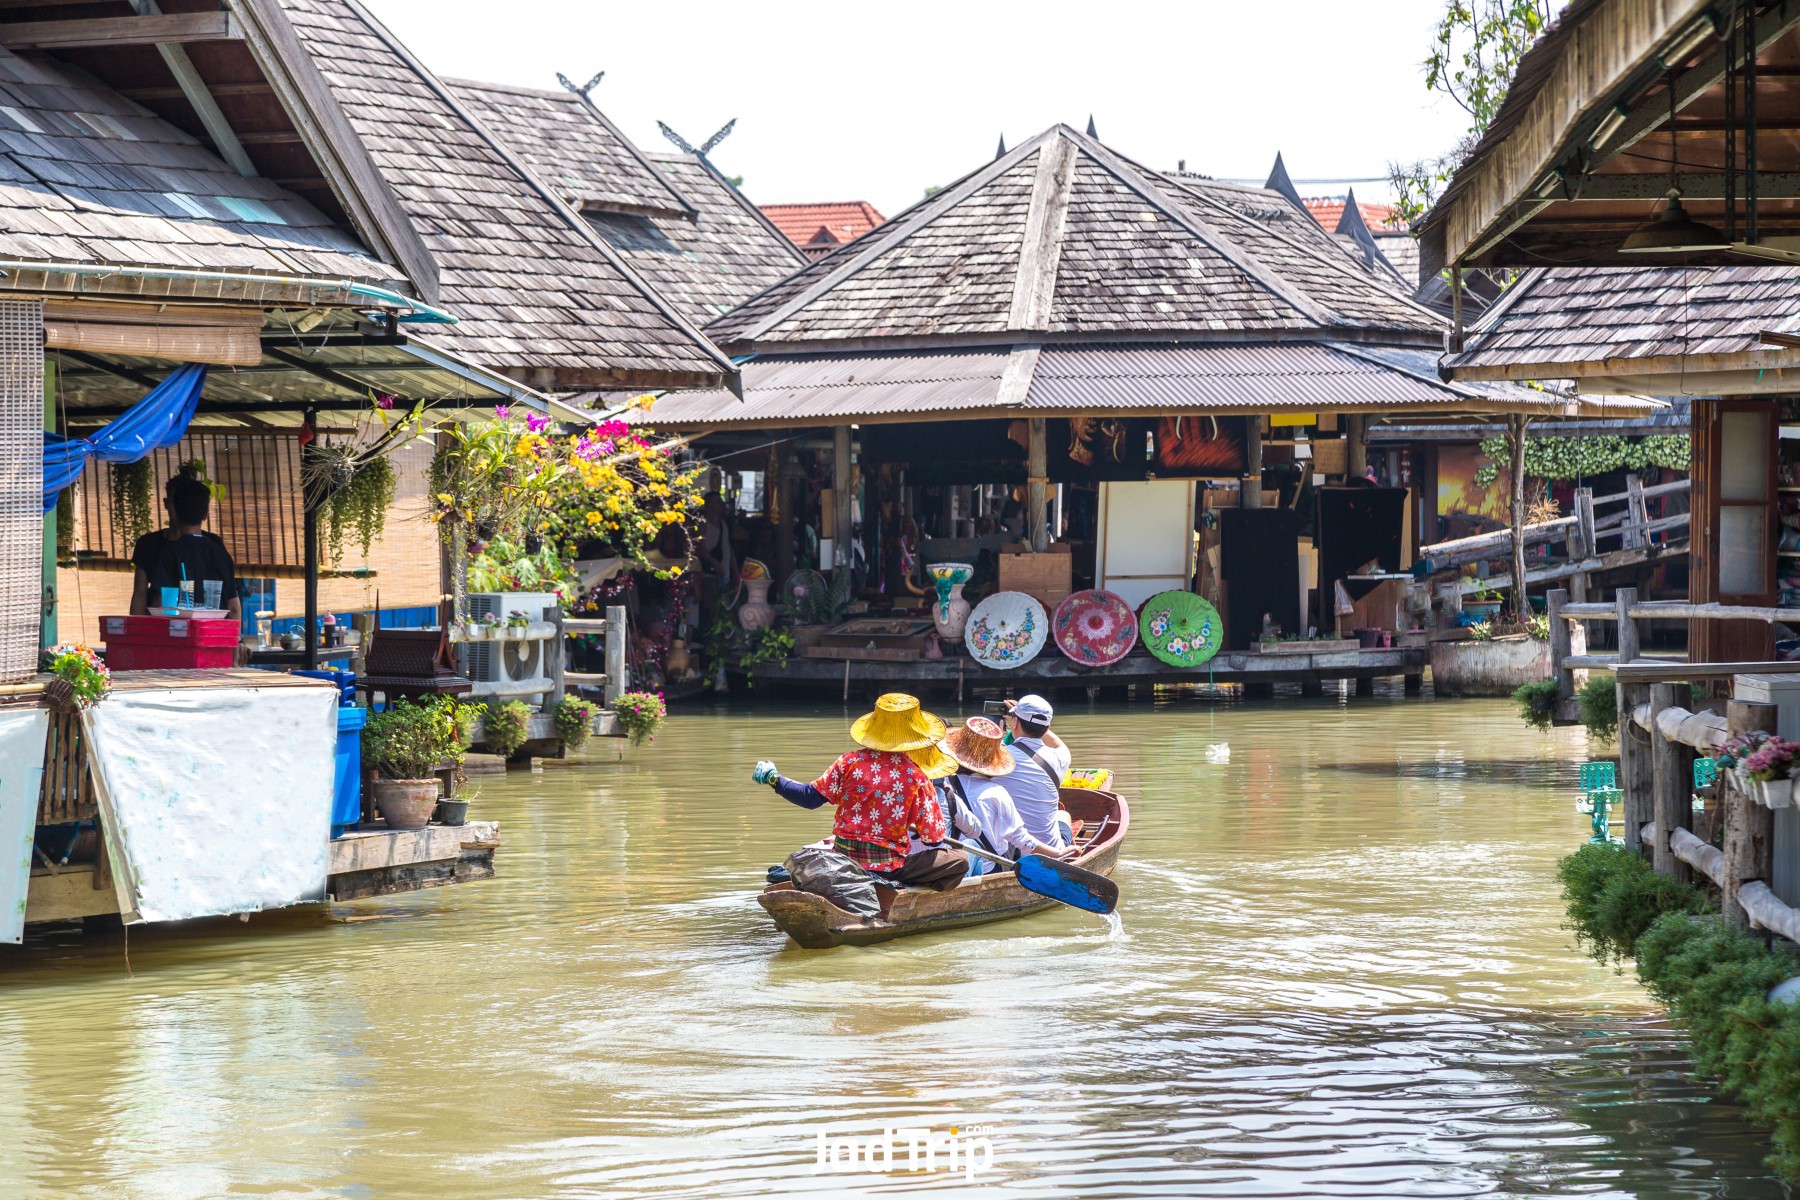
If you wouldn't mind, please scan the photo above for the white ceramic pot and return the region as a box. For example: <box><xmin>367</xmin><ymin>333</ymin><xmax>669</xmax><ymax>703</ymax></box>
<box><xmin>1761</xmin><ymin>778</ymin><xmax>1795</xmax><ymax>809</ymax></box>
<box><xmin>739</xmin><ymin>578</ymin><xmax>776</xmax><ymax>631</ymax></box>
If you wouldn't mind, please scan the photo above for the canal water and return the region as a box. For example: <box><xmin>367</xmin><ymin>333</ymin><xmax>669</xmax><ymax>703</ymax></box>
<box><xmin>0</xmin><ymin>692</ymin><xmax>1787</xmax><ymax>1198</ymax></box>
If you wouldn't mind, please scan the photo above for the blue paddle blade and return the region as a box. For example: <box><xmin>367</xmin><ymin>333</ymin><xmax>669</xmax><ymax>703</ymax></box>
<box><xmin>1016</xmin><ymin>854</ymin><xmax>1119</xmax><ymax>914</ymax></box>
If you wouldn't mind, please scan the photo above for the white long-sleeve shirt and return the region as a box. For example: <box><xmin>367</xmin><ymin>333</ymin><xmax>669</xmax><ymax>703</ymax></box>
<box><xmin>952</xmin><ymin>773</ymin><xmax>1051</xmax><ymax>858</ymax></box>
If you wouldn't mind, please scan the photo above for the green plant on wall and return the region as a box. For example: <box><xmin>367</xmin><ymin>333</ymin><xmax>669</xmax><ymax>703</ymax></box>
<box><xmin>1577</xmin><ymin>674</ymin><xmax>1620</xmax><ymax>743</ymax></box>
<box><xmin>1473</xmin><ymin>434</ymin><xmax>1690</xmax><ymax>487</ymax></box>
<box><xmin>1513</xmin><ymin>677</ymin><xmax>1560</xmax><ymax>731</ymax></box>
<box><xmin>482</xmin><ymin>699</ymin><xmax>533</xmax><ymax>758</ymax></box>
<box><xmin>109</xmin><ymin>459</ymin><xmax>154</xmax><ymax>545</ymax></box>
<box><xmin>322</xmin><ymin>456</ymin><xmax>396</xmax><ymax>564</ymax></box>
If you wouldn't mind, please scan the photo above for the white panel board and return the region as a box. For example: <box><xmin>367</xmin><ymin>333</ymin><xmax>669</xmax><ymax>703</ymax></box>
<box><xmin>85</xmin><ymin>685</ymin><xmax>336</xmax><ymax>923</ymax></box>
<box><xmin>1097</xmin><ymin>480</ymin><xmax>1197</xmax><ymax>610</ymax></box>
<box><xmin>0</xmin><ymin>707</ymin><xmax>48</xmax><ymax>943</ymax></box>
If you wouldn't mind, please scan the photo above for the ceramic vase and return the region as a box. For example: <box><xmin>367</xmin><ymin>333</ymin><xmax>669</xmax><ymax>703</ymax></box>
<box><xmin>666</xmin><ymin>638</ymin><xmax>693</xmax><ymax>680</ymax></box>
<box><xmin>739</xmin><ymin>578</ymin><xmax>776</xmax><ymax>631</ymax></box>
<box><xmin>928</xmin><ymin>562</ymin><xmax>974</xmax><ymax>642</ymax></box>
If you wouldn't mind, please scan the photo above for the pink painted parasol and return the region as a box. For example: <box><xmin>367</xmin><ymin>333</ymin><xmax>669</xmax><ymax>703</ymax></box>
<box><xmin>1052</xmin><ymin>589</ymin><xmax>1138</xmax><ymax>667</ymax></box>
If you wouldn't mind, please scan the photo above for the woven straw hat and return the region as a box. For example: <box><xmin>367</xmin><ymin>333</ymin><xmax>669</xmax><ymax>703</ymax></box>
<box><xmin>850</xmin><ymin>692</ymin><xmax>948</xmax><ymax>753</ymax></box>
<box><xmin>908</xmin><ymin>743</ymin><xmax>959</xmax><ymax>779</ymax></box>
<box><xmin>938</xmin><ymin>716</ymin><xmax>1016</xmax><ymax>777</ymax></box>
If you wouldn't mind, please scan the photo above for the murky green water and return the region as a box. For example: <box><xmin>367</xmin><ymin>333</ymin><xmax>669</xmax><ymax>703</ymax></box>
<box><xmin>0</xmin><ymin>691</ymin><xmax>1787</xmax><ymax>1198</ymax></box>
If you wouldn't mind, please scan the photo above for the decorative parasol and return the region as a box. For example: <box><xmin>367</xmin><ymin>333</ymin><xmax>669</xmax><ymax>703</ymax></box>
<box><xmin>739</xmin><ymin>558</ymin><xmax>770</xmax><ymax>582</ymax></box>
<box><xmin>1052</xmin><ymin>589</ymin><xmax>1138</xmax><ymax>666</ymax></box>
<box><xmin>1138</xmin><ymin>591</ymin><xmax>1223</xmax><ymax>668</ymax></box>
<box><xmin>964</xmin><ymin>591</ymin><xmax>1049</xmax><ymax>670</ymax></box>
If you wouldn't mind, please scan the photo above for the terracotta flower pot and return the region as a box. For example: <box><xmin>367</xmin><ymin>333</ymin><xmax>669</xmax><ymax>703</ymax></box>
<box><xmin>373</xmin><ymin>778</ymin><xmax>441</xmax><ymax>830</ymax></box>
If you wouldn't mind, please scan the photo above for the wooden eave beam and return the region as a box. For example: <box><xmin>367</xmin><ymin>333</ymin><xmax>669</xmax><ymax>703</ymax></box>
<box><xmin>129</xmin><ymin>0</ymin><xmax>256</xmax><ymax>178</ymax></box>
<box><xmin>1427</xmin><ymin>0</ymin><xmax>1798</xmax><ymax>272</ymax></box>
<box><xmin>1446</xmin><ymin>346</ymin><xmax>1800</xmax><ymax>383</ymax></box>
<box><xmin>1564</xmin><ymin>172</ymin><xmax>1800</xmax><ymax>200</ymax></box>
<box><xmin>0</xmin><ymin>10</ymin><xmax>241</xmax><ymax>49</ymax></box>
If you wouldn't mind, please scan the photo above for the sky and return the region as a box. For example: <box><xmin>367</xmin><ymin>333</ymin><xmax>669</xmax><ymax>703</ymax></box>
<box><xmin>362</xmin><ymin>0</ymin><xmax>1481</xmax><ymax>220</ymax></box>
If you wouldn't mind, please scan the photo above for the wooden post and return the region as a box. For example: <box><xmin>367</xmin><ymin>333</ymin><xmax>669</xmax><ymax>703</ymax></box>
<box><xmin>1548</xmin><ymin>588</ymin><xmax>1573</xmax><ymax>702</ymax></box>
<box><xmin>1621</xmin><ymin>680</ymin><xmax>1654</xmax><ymax>853</ymax></box>
<box><xmin>773</xmin><ymin>441</ymin><xmax>795</xmax><ymax>586</ymax></box>
<box><xmin>832</xmin><ymin>425</ymin><xmax>853</xmax><ymax>571</ymax></box>
<box><xmin>1651</xmin><ymin>682</ymin><xmax>1693</xmax><ymax>882</ymax></box>
<box><xmin>1027</xmin><ymin>417</ymin><xmax>1048</xmax><ymax>551</ymax></box>
<box><xmin>1436</xmin><ymin>583</ymin><xmax>1462</xmax><ymax>629</ymax></box>
<box><xmin>1346</xmin><ymin>413</ymin><xmax>1367</xmax><ymax>479</ymax></box>
<box><xmin>1243</xmin><ymin>416</ymin><xmax>1264</xmax><ymax>509</ymax></box>
<box><xmin>1508</xmin><ymin>414</ymin><xmax>1529</xmax><ymax>623</ymax></box>
<box><xmin>605</xmin><ymin>603</ymin><xmax>627</xmax><ymax>705</ymax></box>
<box><xmin>1614</xmin><ymin>586</ymin><xmax>1640</xmax><ymax>664</ymax></box>
<box><xmin>1567</xmin><ymin>487</ymin><xmax>1595</xmax><ymax>611</ymax></box>
<box><xmin>1623</xmin><ymin>473</ymin><xmax>1648</xmax><ymax>550</ymax></box>
<box><xmin>1723</xmin><ymin>699</ymin><xmax>1778</xmax><ymax>925</ymax></box>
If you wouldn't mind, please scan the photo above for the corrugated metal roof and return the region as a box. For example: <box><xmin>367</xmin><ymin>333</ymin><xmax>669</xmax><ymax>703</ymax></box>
<box><xmin>638</xmin><ymin>340</ymin><xmax>1662</xmax><ymax>429</ymax></box>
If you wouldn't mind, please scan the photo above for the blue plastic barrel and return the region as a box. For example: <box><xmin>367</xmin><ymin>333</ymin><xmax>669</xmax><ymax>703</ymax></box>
<box><xmin>332</xmin><ymin>705</ymin><xmax>367</xmax><ymax>838</ymax></box>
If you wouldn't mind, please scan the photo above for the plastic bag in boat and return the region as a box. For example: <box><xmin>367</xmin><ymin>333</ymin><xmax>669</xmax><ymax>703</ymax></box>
<box><xmin>783</xmin><ymin>846</ymin><xmax>882</xmax><ymax>918</ymax></box>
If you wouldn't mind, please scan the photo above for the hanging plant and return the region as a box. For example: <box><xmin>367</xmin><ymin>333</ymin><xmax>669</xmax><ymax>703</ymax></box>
<box><xmin>482</xmin><ymin>699</ymin><xmax>533</xmax><ymax>758</ymax></box>
<box><xmin>1473</xmin><ymin>433</ymin><xmax>1691</xmax><ymax>487</ymax></box>
<box><xmin>554</xmin><ymin>695</ymin><xmax>602</xmax><ymax>750</ymax></box>
<box><xmin>109</xmin><ymin>459</ymin><xmax>154</xmax><ymax>545</ymax></box>
<box><xmin>321</xmin><ymin>456</ymin><xmax>396</xmax><ymax>564</ymax></box>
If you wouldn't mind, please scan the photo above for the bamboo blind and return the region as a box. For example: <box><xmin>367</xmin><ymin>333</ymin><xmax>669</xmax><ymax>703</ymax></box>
<box><xmin>73</xmin><ymin>431</ymin><xmax>307</xmax><ymax>569</ymax></box>
<box><xmin>0</xmin><ymin>300</ymin><xmax>43</xmax><ymax>682</ymax></box>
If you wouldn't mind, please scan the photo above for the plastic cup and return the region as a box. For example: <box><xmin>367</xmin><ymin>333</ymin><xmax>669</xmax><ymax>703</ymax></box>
<box><xmin>203</xmin><ymin>580</ymin><xmax>222</xmax><ymax>609</ymax></box>
<box><xmin>178</xmin><ymin>580</ymin><xmax>195</xmax><ymax>608</ymax></box>
<box><xmin>160</xmin><ymin>586</ymin><xmax>180</xmax><ymax>611</ymax></box>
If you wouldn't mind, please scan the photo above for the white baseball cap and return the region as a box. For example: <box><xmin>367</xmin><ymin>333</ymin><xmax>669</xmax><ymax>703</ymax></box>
<box><xmin>1013</xmin><ymin>694</ymin><xmax>1054</xmax><ymax>724</ymax></box>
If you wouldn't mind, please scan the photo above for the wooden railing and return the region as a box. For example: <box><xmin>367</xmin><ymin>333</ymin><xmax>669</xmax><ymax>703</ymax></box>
<box><xmin>1420</xmin><ymin>476</ymin><xmax>1688</xmax><ymax>601</ymax></box>
<box><xmin>560</xmin><ymin>604</ymin><xmax>627</xmax><ymax>704</ymax></box>
<box><xmin>36</xmin><ymin>709</ymin><xmax>94</xmax><ymax>826</ymax></box>
<box><xmin>1620</xmin><ymin>687</ymin><xmax>1800</xmax><ymax>939</ymax></box>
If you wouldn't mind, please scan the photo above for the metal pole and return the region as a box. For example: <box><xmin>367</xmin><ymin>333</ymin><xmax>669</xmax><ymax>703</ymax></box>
<box><xmin>302</xmin><ymin>407</ymin><xmax>319</xmax><ymax>671</ymax></box>
<box><xmin>832</xmin><ymin>424</ymin><xmax>853</xmax><ymax>571</ymax></box>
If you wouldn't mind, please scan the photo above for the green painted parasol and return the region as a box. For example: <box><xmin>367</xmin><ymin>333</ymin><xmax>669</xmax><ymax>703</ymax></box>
<box><xmin>1138</xmin><ymin>591</ymin><xmax>1223</xmax><ymax>667</ymax></box>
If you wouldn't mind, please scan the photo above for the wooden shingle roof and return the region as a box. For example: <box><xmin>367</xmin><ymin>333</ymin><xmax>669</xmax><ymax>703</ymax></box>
<box><xmin>278</xmin><ymin>0</ymin><xmax>734</xmax><ymax>389</ymax></box>
<box><xmin>445</xmin><ymin>76</ymin><xmax>807</xmax><ymax>325</ymax></box>
<box><xmin>707</xmin><ymin>125</ymin><xmax>1442</xmax><ymax>352</ymax></box>
<box><xmin>446</xmin><ymin>78</ymin><xmax>692</xmax><ymax>219</ymax></box>
<box><xmin>1444</xmin><ymin>266</ymin><xmax>1800</xmax><ymax>382</ymax></box>
<box><xmin>0</xmin><ymin>43</ymin><xmax>396</xmax><ymax>290</ymax></box>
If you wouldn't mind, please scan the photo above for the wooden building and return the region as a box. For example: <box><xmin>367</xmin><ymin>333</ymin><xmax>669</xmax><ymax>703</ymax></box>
<box><xmin>0</xmin><ymin>0</ymin><xmax>736</xmax><ymax>936</ymax></box>
<box><xmin>1412</xmin><ymin>2</ymin><xmax>1800</xmax><ymax>1067</ymax></box>
<box><xmin>649</xmin><ymin>123</ymin><xmax>1641</xmax><ymax>691</ymax></box>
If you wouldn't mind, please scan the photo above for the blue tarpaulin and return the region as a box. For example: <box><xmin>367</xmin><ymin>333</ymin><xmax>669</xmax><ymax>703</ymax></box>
<box><xmin>42</xmin><ymin>362</ymin><xmax>207</xmax><ymax>510</ymax></box>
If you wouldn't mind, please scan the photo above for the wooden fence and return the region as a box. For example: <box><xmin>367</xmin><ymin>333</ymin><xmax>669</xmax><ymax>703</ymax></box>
<box><xmin>1420</xmin><ymin>476</ymin><xmax>1688</xmax><ymax>606</ymax></box>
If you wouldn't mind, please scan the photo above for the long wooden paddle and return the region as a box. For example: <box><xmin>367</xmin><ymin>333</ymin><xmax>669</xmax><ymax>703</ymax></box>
<box><xmin>949</xmin><ymin>838</ymin><xmax>1119</xmax><ymax>915</ymax></box>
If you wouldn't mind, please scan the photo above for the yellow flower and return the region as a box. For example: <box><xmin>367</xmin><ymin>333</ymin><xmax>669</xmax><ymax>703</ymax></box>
<box><xmin>585</xmin><ymin>510</ymin><xmax>602</xmax><ymax>526</ymax></box>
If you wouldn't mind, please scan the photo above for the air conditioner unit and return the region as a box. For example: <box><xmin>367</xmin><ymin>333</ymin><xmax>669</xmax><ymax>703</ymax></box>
<box><xmin>465</xmin><ymin>591</ymin><xmax>559</xmax><ymax>701</ymax></box>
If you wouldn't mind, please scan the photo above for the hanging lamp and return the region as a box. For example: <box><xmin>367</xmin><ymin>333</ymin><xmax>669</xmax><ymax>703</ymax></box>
<box><xmin>1621</xmin><ymin>71</ymin><xmax>1726</xmax><ymax>253</ymax></box>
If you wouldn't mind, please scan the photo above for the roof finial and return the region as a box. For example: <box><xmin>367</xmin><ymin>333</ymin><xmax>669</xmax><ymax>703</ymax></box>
<box><xmin>1263</xmin><ymin>152</ymin><xmax>1314</xmax><ymax>223</ymax></box>
<box><xmin>1334</xmin><ymin>187</ymin><xmax>1388</xmax><ymax>272</ymax></box>
<box><xmin>1085</xmin><ymin>114</ymin><xmax>1098</xmax><ymax>139</ymax></box>
<box><xmin>658</xmin><ymin>119</ymin><xmax>738</xmax><ymax>159</ymax></box>
<box><xmin>556</xmin><ymin>70</ymin><xmax>605</xmax><ymax>99</ymax></box>
<box><xmin>995</xmin><ymin>133</ymin><xmax>1007</xmax><ymax>160</ymax></box>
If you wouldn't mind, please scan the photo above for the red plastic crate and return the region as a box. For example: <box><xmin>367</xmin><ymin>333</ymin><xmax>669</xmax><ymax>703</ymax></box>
<box><xmin>101</xmin><ymin>616</ymin><xmax>240</xmax><ymax>670</ymax></box>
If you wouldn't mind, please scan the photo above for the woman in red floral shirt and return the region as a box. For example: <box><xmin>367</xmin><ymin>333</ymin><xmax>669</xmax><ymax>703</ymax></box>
<box><xmin>754</xmin><ymin>693</ymin><xmax>968</xmax><ymax>890</ymax></box>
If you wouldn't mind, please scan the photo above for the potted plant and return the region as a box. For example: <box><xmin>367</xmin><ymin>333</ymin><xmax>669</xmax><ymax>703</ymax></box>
<box><xmin>613</xmin><ymin>690</ymin><xmax>667</xmax><ymax>747</ymax></box>
<box><xmin>1512</xmin><ymin>677</ymin><xmax>1561</xmax><ymax>731</ymax></box>
<box><xmin>1743</xmin><ymin>737</ymin><xmax>1799</xmax><ymax>808</ymax></box>
<box><xmin>362</xmin><ymin>696</ymin><xmax>475</xmax><ymax>830</ymax></box>
<box><xmin>505</xmin><ymin>609</ymin><xmax>532</xmax><ymax>636</ymax></box>
<box><xmin>1464</xmin><ymin>587</ymin><xmax>1504</xmax><ymax>623</ymax></box>
<box><xmin>40</xmin><ymin>644</ymin><xmax>111</xmax><ymax>711</ymax></box>
<box><xmin>482</xmin><ymin>698</ymin><xmax>533</xmax><ymax>759</ymax></box>
<box><xmin>435</xmin><ymin>788</ymin><xmax>472</xmax><ymax>828</ymax></box>
<box><xmin>555</xmin><ymin>695</ymin><xmax>602</xmax><ymax>751</ymax></box>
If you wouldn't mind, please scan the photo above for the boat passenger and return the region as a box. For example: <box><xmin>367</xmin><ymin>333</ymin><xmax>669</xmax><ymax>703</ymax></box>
<box><xmin>129</xmin><ymin>464</ymin><xmax>241</xmax><ymax>621</ymax></box>
<box><xmin>1002</xmin><ymin>694</ymin><xmax>1074</xmax><ymax>851</ymax></box>
<box><xmin>751</xmin><ymin>693</ymin><xmax>968</xmax><ymax>890</ymax></box>
<box><xmin>937</xmin><ymin>717</ymin><xmax>1074</xmax><ymax>877</ymax></box>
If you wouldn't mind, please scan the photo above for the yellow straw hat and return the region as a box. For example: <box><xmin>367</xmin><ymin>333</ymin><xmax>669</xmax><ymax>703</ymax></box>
<box><xmin>908</xmin><ymin>743</ymin><xmax>959</xmax><ymax>779</ymax></box>
<box><xmin>850</xmin><ymin>692</ymin><xmax>947</xmax><ymax>753</ymax></box>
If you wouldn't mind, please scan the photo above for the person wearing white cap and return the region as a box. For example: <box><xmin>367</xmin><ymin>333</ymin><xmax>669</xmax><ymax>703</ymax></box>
<box><xmin>1001</xmin><ymin>694</ymin><xmax>1074</xmax><ymax>852</ymax></box>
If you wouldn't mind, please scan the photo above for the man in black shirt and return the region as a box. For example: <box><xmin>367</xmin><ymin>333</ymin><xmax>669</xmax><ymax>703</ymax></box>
<box><xmin>128</xmin><ymin>466</ymin><xmax>241</xmax><ymax>621</ymax></box>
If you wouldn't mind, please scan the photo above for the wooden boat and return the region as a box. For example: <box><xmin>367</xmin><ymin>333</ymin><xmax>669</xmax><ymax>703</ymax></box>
<box><xmin>757</xmin><ymin>786</ymin><xmax>1128</xmax><ymax>949</ymax></box>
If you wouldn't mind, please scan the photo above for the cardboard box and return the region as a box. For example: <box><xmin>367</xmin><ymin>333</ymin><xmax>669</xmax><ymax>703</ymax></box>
<box><xmin>998</xmin><ymin>544</ymin><xmax>1072</xmax><ymax>609</ymax></box>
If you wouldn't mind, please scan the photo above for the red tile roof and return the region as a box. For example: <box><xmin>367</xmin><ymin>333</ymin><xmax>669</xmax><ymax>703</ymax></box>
<box><xmin>760</xmin><ymin>201</ymin><xmax>886</xmax><ymax>256</ymax></box>
<box><xmin>1304</xmin><ymin>196</ymin><xmax>1403</xmax><ymax>233</ymax></box>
